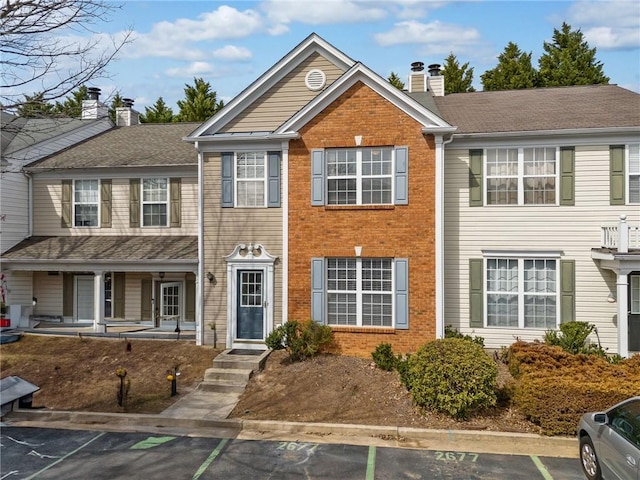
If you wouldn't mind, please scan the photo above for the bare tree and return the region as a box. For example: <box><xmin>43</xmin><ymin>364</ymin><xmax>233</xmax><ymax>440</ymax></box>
<box><xmin>1</xmin><ymin>0</ymin><xmax>132</xmax><ymax>113</ymax></box>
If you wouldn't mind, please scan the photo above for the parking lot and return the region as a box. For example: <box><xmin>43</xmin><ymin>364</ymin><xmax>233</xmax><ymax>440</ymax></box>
<box><xmin>1</xmin><ymin>426</ymin><xmax>584</xmax><ymax>479</ymax></box>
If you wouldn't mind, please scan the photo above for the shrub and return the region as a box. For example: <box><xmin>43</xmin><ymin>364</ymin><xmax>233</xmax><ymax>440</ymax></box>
<box><xmin>543</xmin><ymin>320</ymin><xmax>607</xmax><ymax>356</ymax></box>
<box><xmin>265</xmin><ymin>320</ymin><xmax>333</xmax><ymax>362</ymax></box>
<box><xmin>371</xmin><ymin>343</ymin><xmax>397</xmax><ymax>371</ymax></box>
<box><xmin>402</xmin><ymin>338</ymin><xmax>498</xmax><ymax>419</ymax></box>
<box><xmin>507</xmin><ymin>341</ymin><xmax>640</xmax><ymax>435</ymax></box>
<box><xmin>444</xmin><ymin>325</ymin><xmax>485</xmax><ymax>347</ymax></box>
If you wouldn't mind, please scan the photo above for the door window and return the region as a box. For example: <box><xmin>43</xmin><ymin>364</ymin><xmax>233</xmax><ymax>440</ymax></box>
<box><xmin>609</xmin><ymin>399</ymin><xmax>640</xmax><ymax>448</ymax></box>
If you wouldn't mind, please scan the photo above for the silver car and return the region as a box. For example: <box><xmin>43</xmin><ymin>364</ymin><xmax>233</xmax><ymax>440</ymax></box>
<box><xmin>577</xmin><ymin>396</ymin><xmax>640</xmax><ymax>480</ymax></box>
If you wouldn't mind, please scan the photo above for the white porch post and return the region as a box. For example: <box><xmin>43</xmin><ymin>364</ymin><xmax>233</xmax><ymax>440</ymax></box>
<box><xmin>94</xmin><ymin>271</ymin><xmax>105</xmax><ymax>332</ymax></box>
<box><xmin>617</xmin><ymin>271</ymin><xmax>629</xmax><ymax>357</ymax></box>
<box><xmin>619</xmin><ymin>214</ymin><xmax>629</xmax><ymax>254</ymax></box>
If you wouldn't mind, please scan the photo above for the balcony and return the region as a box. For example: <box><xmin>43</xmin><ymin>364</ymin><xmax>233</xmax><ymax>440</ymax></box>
<box><xmin>600</xmin><ymin>215</ymin><xmax>640</xmax><ymax>253</ymax></box>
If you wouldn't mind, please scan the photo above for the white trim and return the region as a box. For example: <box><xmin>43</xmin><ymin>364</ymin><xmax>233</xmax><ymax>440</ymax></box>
<box><xmin>141</xmin><ymin>177</ymin><xmax>169</xmax><ymax>227</ymax></box>
<box><xmin>225</xmin><ymin>244</ymin><xmax>278</xmax><ymax>349</ymax></box>
<box><xmin>482</xmin><ymin>250</ymin><xmax>563</xmax><ymax>258</ymax></box>
<box><xmin>196</xmin><ymin>144</ymin><xmax>204</xmax><ymax>345</ymax></box>
<box><xmin>435</xmin><ymin>134</ymin><xmax>450</xmax><ymax>339</ymax></box>
<box><xmin>627</xmin><ymin>143</ymin><xmax>640</xmax><ymax>205</ymax></box>
<box><xmin>617</xmin><ymin>272</ymin><xmax>629</xmax><ymax>357</ymax></box>
<box><xmin>281</xmin><ymin>143</ymin><xmax>289</xmax><ymax>327</ymax></box>
<box><xmin>234</xmin><ymin>151</ymin><xmax>268</xmax><ymax>208</ymax></box>
<box><xmin>73</xmin><ymin>179</ymin><xmax>100</xmax><ymax>227</ymax></box>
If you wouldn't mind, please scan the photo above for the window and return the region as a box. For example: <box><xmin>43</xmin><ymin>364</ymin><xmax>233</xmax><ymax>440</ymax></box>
<box><xmin>74</xmin><ymin>179</ymin><xmax>99</xmax><ymax>227</ymax></box>
<box><xmin>629</xmin><ymin>144</ymin><xmax>640</xmax><ymax>204</ymax></box>
<box><xmin>326</xmin><ymin>258</ymin><xmax>393</xmax><ymax>327</ymax></box>
<box><xmin>236</xmin><ymin>152</ymin><xmax>266</xmax><ymax>207</ymax></box>
<box><xmin>326</xmin><ymin>148</ymin><xmax>393</xmax><ymax>205</ymax></box>
<box><xmin>142</xmin><ymin>178</ymin><xmax>168</xmax><ymax>226</ymax></box>
<box><xmin>608</xmin><ymin>399</ymin><xmax>640</xmax><ymax>449</ymax></box>
<box><xmin>632</xmin><ymin>275</ymin><xmax>640</xmax><ymax>315</ymax></box>
<box><xmin>485</xmin><ymin>147</ymin><xmax>557</xmax><ymax>205</ymax></box>
<box><xmin>486</xmin><ymin>257</ymin><xmax>557</xmax><ymax>328</ymax></box>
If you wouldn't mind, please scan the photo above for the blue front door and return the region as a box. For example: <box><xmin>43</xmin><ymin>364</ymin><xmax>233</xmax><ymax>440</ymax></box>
<box><xmin>237</xmin><ymin>270</ymin><xmax>264</xmax><ymax>340</ymax></box>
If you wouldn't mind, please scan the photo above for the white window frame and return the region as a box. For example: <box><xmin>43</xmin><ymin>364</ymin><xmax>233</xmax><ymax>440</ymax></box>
<box><xmin>485</xmin><ymin>147</ymin><xmax>558</xmax><ymax>206</ymax></box>
<box><xmin>326</xmin><ymin>147</ymin><xmax>394</xmax><ymax>205</ymax></box>
<box><xmin>326</xmin><ymin>258</ymin><xmax>394</xmax><ymax>327</ymax></box>
<box><xmin>235</xmin><ymin>151</ymin><xmax>267</xmax><ymax>207</ymax></box>
<box><xmin>631</xmin><ymin>275</ymin><xmax>640</xmax><ymax>315</ymax></box>
<box><xmin>484</xmin><ymin>254</ymin><xmax>560</xmax><ymax>329</ymax></box>
<box><xmin>73</xmin><ymin>179</ymin><xmax>99</xmax><ymax>227</ymax></box>
<box><xmin>628</xmin><ymin>143</ymin><xmax>640</xmax><ymax>205</ymax></box>
<box><xmin>141</xmin><ymin>177</ymin><xmax>169</xmax><ymax>227</ymax></box>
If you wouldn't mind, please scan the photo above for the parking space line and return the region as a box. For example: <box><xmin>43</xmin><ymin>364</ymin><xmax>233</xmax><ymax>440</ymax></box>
<box><xmin>24</xmin><ymin>432</ymin><xmax>106</xmax><ymax>480</ymax></box>
<box><xmin>366</xmin><ymin>445</ymin><xmax>376</xmax><ymax>480</ymax></box>
<box><xmin>530</xmin><ymin>455</ymin><xmax>554</xmax><ymax>480</ymax></box>
<box><xmin>192</xmin><ymin>438</ymin><xmax>229</xmax><ymax>480</ymax></box>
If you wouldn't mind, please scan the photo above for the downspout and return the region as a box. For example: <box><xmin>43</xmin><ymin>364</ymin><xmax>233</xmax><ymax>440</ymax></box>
<box><xmin>281</xmin><ymin>141</ymin><xmax>289</xmax><ymax>327</ymax></box>
<box><xmin>25</xmin><ymin>171</ymin><xmax>33</xmax><ymax>238</ymax></box>
<box><xmin>196</xmin><ymin>142</ymin><xmax>205</xmax><ymax>346</ymax></box>
<box><xmin>435</xmin><ymin>133</ymin><xmax>454</xmax><ymax>339</ymax></box>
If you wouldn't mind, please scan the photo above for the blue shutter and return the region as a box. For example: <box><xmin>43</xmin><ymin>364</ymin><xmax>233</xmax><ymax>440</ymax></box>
<box><xmin>267</xmin><ymin>151</ymin><xmax>281</xmax><ymax>207</ymax></box>
<box><xmin>311</xmin><ymin>258</ymin><xmax>325</xmax><ymax>324</ymax></box>
<box><xmin>395</xmin><ymin>258</ymin><xmax>409</xmax><ymax>329</ymax></box>
<box><xmin>394</xmin><ymin>146</ymin><xmax>408</xmax><ymax>205</ymax></box>
<box><xmin>221</xmin><ymin>152</ymin><xmax>234</xmax><ymax>207</ymax></box>
<box><xmin>311</xmin><ymin>149</ymin><xmax>325</xmax><ymax>206</ymax></box>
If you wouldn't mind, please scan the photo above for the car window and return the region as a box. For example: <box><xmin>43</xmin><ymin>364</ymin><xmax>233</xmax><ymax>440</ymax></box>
<box><xmin>609</xmin><ymin>399</ymin><xmax>640</xmax><ymax>449</ymax></box>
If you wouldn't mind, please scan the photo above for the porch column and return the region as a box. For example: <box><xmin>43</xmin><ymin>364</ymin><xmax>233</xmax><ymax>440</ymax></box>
<box><xmin>617</xmin><ymin>271</ymin><xmax>629</xmax><ymax>357</ymax></box>
<box><xmin>94</xmin><ymin>270</ymin><xmax>105</xmax><ymax>332</ymax></box>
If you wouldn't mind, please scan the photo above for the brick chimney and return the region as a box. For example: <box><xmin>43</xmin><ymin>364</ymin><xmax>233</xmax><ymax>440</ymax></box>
<box><xmin>407</xmin><ymin>62</ymin><xmax>444</xmax><ymax>97</ymax></box>
<box><xmin>115</xmin><ymin>98</ymin><xmax>140</xmax><ymax>126</ymax></box>
<box><xmin>81</xmin><ymin>87</ymin><xmax>109</xmax><ymax>120</ymax></box>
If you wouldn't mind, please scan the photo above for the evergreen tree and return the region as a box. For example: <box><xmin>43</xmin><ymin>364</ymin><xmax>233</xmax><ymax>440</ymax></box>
<box><xmin>175</xmin><ymin>77</ymin><xmax>223</xmax><ymax>122</ymax></box>
<box><xmin>108</xmin><ymin>92</ymin><xmax>126</xmax><ymax>123</ymax></box>
<box><xmin>481</xmin><ymin>42</ymin><xmax>538</xmax><ymax>91</ymax></box>
<box><xmin>387</xmin><ymin>72</ymin><xmax>405</xmax><ymax>90</ymax></box>
<box><xmin>441</xmin><ymin>53</ymin><xmax>476</xmax><ymax>94</ymax></box>
<box><xmin>140</xmin><ymin>97</ymin><xmax>174</xmax><ymax>123</ymax></box>
<box><xmin>537</xmin><ymin>22</ymin><xmax>609</xmax><ymax>87</ymax></box>
<box><xmin>15</xmin><ymin>92</ymin><xmax>55</xmax><ymax>117</ymax></box>
<box><xmin>53</xmin><ymin>85</ymin><xmax>88</xmax><ymax>117</ymax></box>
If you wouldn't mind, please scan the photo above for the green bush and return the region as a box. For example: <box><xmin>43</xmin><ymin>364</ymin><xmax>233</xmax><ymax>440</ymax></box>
<box><xmin>371</xmin><ymin>343</ymin><xmax>398</xmax><ymax>371</ymax></box>
<box><xmin>402</xmin><ymin>338</ymin><xmax>498</xmax><ymax>419</ymax></box>
<box><xmin>265</xmin><ymin>320</ymin><xmax>333</xmax><ymax>362</ymax></box>
<box><xmin>543</xmin><ymin>321</ymin><xmax>605</xmax><ymax>355</ymax></box>
<box><xmin>444</xmin><ymin>325</ymin><xmax>485</xmax><ymax>347</ymax></box>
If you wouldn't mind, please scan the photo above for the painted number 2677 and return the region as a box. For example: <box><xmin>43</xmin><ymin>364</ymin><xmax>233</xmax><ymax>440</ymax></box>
<box><xmin>435</xmin><ymin>451</ymin><xmax>479</xmax><ymax>462</ymax></box>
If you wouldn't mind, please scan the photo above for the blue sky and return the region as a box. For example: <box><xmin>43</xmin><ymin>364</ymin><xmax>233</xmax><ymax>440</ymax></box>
<box><xmin>64</xmin><ymin>1</ymin><xmax>640</xmax><ymax>111</ymax></box>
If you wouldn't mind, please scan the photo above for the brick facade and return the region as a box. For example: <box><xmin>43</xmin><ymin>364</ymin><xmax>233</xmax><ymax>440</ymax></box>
<box><xmin>288</xmin><ymin>81</ymin><xmax>437</xmax><ymax>357</ymax></box>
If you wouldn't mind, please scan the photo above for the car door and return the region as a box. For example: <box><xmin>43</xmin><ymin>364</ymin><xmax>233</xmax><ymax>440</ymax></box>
<box><xmin>598</xmin><ymin>400</ymin><xmax>640</xmax><ymax>480</ymax></box>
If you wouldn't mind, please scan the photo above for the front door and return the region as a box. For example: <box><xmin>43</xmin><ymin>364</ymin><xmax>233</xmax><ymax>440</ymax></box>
<box><xmin>160</xmin><ymin>282</ymin><xmax>181</xmax><ymax>329</ymax></box>
<box><xmin>237</xmin><ymin>270</ymin><xmax>264</xmax><ymax>340</ymax></box>
<box><xmin>629</xmin><ymin>274</ymin><xmax>640</xmax><ymax>352</ymax></box>
<box><xmin>75</xmin><ymin>276</ymin><xmax>94</xmax><ymax>322</ymax></box>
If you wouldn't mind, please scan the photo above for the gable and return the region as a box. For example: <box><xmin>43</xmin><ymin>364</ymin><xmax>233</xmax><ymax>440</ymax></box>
<box><xmin>223</xmin><ymin>52</ymin><xmax>347</xmax><ymax>133</ymax></box>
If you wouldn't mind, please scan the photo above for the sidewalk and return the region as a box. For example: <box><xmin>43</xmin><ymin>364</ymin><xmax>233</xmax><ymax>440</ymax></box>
<box><xmin>3</xmin><ymin>386</ymin><xmax>578</xmax><ymax>459</ymax></box>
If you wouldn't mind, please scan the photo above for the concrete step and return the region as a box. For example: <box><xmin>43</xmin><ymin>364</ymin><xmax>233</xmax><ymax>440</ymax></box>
<box><xmin>197</xmin><ymin>381</ymin><xmax>247</xmax><ymax>394</ymax></box>
<box><xmin>204</xmin><ymin>367</ymin><xmax>253</xmax><ymax>383</ymax></box>
<box><xmin>212</xmin><ymin>349</ymin><xmax>270</xmax><ymax>373</ymax></box>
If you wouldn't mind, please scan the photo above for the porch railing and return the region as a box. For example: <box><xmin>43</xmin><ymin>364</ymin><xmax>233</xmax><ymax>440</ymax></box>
<box><xmin>601</xmin><ymin>215</ymin><xmax>640</xmax><ymax>252</ymax></box>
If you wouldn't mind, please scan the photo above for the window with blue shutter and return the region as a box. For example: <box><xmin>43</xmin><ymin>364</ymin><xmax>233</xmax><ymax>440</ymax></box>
<box><xmin>311</xmin><ymin>146</ymin><xmax>408</xmax><ymax>206</ymax></box>
<box><xmin>221</xmin><ymin>151</ymin><xmax>281</xmax><ymax>207</ymax></box>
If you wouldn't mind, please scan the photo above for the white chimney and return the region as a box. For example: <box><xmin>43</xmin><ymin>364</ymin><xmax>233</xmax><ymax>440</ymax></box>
<box><xmin>115</xmin><ymin>98</ymin><xmax>140</xmax><ymax>126</ymax></box>
<box><xmin>407</xmin><ymin>62</ymin><xmax>444</xmax><ymax>97</ymax></box>
<box><xmin>81</xmin><ymin>87</ymin><xmax>108</xmax><ymax>120</ymax></box>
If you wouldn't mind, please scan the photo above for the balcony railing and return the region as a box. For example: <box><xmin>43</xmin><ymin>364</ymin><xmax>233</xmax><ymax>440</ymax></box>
<box><xmin>601</xmin><ymin>215</ymin><xmax>640</xmax><ymax>252</ymax></box>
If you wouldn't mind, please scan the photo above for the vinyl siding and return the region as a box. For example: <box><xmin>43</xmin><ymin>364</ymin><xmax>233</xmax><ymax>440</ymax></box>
<box><xmin>202</xmin><ymin>152</ymin><xmax>283</xmax><ymax>346</ymax></box>
<box><xmin>223</xmin><ymin>53</ymin><xmax>346</xmax><ymax>133</ymax></box>
<box><xmin>1</xmin><ymin>172</ymin><xmax>29</xmax><ymax>253</ymax></box>
<box><xmin>32</xmin><ymin>272</ymin><xmax>63</xmax><ymax>317</ymax></box>
<box><xmin>32</xmin><ymin>176</ymin><xmax>198</xmax><ymax>236</ymax></box>
<box><xmin>124</xmin><ymin>273</ymin><xmax>145</xmax><ymax>320</ymax></box>
<box><xmin>443</xmin><ymin>144</ymin><xmax>640</xmax><ymax>353</ymax></box>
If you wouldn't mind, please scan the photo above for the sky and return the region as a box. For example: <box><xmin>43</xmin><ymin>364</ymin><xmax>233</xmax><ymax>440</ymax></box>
<box><xmin>28</xmin><ymin>0</ymin><xmax>640</xmax><ymax>112</ymax></box>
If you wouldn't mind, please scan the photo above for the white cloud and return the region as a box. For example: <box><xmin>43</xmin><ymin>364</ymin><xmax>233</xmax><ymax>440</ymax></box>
<box><xmin>165</xmin><ymin>62</ymin><xmax>217</xmax><ymax>78</ymax></box>
<box><xmin>565</xmin><ymin>0</ymin><xmax>640</xmax><ymax>50</ymax></box>
<box><xmin>260</xmin><ymin>0</ymin><xmax>387</xmax><ymax>26</ymax></box>
<box><xmin>374</xmin><ymin>20</ymin><xmax>481</xmax><ymax>49</ymax></box>
<box><xmin>212</xmin><ymin>45</ymin><xmax>253</xmax><ymax>61</ymax></box>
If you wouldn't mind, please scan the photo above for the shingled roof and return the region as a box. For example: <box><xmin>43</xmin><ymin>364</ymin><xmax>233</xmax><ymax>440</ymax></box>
<box><xmin>26</xmin><ymin>122</ymin><xmax>201</xmax><ymax>170</ymax></box>
<box><xmin>433</xmin><ymin>84</ymin><xmax>640</xmax><ymax>135</ymax></box>
<box><xmin>2</xmin><ymin>236</ymin><xmax>197</xmax><ymax>262</ymax></box>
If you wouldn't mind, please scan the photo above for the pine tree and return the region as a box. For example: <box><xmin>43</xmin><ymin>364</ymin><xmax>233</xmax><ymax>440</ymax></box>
<box><xmin>537</xmin><ymin>22</ymin><xmax>609</xmax><ymax>87</ymax></box>
<box><xmin>387</xmin><ymin>72</ymin><xmax>405</xmax><ymax>90</ymax></box>
<box><xmin>441</xmin><ymin>53</ymin><xmax>476</xmax><ymax>94</ymax></box>
<box><xmin>140</xmin><ymin>97</ymin><xmax>174</xmax><ymax>123</ymax></box>
<box><xmin>15</xmin><ymin>92</ymin><xmax>55</xmax><ymax>117</ymax></box>
<box><xmin>52</xmin><ymin>85</ymin><xmax>89</xmax><ymax>117</ymax></box>
<box><xmin>108</xmin><ymin>92</ymin><xmax>125</xmax><ymax>123</ymax></box>
<box><xmin>175</xmin><ymin>78</ymin><xmax>223</xmax><ymax>122</ymax></box>
<box><xmin>481</xmin><ymin>42</ymin><xmax>538</xmax><ymax>91</ymax></box>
